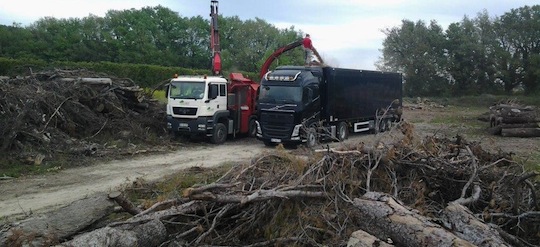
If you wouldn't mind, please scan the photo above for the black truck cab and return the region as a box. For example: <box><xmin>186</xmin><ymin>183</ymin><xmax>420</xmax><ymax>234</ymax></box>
<box><xmin>256</xmin><ymin>66</ymin><xmax>322</xmax><ymax>146</ymax></box>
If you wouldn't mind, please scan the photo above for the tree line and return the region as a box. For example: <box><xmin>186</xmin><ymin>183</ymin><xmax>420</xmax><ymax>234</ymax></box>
<box><xmin>0</xmin><ymin>5</ymin><xmax>304</xmax><ymax>77</ymax></box>
<box><xmin>378</xmin><ymin>5</ymin><xmax>540</xmax><ymax>96</ymax></box>
<box><xmin>1</xmin><ymin>5</ymin><xmax>539</xmax><ymax>96</ymax></box>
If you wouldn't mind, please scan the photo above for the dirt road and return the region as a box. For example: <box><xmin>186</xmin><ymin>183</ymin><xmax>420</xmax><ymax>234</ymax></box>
<box><xmin>0</xmin><ymin>140</ymin><xmax>265</xmax><ymax>220</ymax></box>
<box><xmin>1</xmin><ymin>135</ymin><xmax>377</xmax><ymax>221</ymax></box>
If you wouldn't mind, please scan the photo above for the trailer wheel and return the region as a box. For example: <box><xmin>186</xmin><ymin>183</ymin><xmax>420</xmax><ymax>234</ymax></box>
<box><xmin>211</xmin><ymin>123</ymin><xmax>227</xmax><ymax>144</ymax></box>
<box><xmin>248</xmin><ymin>118</ymin><xmax>257</xmax><ymax>137</ymax></box>
<box><xmin>306</xmin><ymin>127</ymin><xmax>317</xmax><ymax>148</ymax></box>
<box><xmin>337</xmin><ymin>122</ymin><xmax>349</xmax><ymax>141</ymax></box>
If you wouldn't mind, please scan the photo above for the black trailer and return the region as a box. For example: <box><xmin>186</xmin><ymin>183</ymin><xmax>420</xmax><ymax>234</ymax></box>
<box><xmin>256</xmin><ymin>66</ymin><xmax>402</xmax><ymax>147</ymax></box>
<box><xmin>322</xmin><ymin>67</ymin><xmax>402</xmax><ymax>133</ymax></box>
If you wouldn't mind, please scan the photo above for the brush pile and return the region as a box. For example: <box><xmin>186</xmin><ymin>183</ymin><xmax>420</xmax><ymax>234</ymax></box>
<box><xmin>0</xmin><ymin>69</ymin><xmax>168</xmax><ymax>164</ymax></box>
<box><xmin>59</xmin><ymin>122</ymin><xmax>539</xmax><ymax>247</ymax></box>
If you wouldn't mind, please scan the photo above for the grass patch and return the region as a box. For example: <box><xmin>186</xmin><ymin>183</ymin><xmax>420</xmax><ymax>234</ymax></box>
<box><xmin>123</xmin><ymin>162</ymin><xmax>236</xmax><ymax>207</ymax></box>
<box><xmin>0</xmin><ymin>155</ymin><xmax>68</xmax><ymax>178</ymax></box>
<box><xmin>406</xmin><ymin>95</ymin><xmax>540</xmax><ymax>108</ymax></box>
<box><xmin>518</xmin><ymin>152</ymin><xmax>540</xmax><ymax>173</ymax></box>
<box><xmin>429</xmin><ymin>106</ymin><xmax>486</xmax><ymax>131</ymax></box>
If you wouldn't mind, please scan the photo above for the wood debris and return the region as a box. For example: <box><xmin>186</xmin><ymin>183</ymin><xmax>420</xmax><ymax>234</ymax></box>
<box><xmin>488</xmin><ymin>101</ymin><xmax>540</xmax><ymax>137</ymax></box>
<box><xmin>50</xmin><ymin>122</ymin><xmax>539</xmax><ymax>247</ymax></box>
<box><xmin>0</xmin><ymin>69</ymin><xmax>168</xmax><ymax>164</ymax></box>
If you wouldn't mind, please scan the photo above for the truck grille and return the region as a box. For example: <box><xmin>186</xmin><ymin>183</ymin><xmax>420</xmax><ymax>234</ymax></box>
<box><xmin>173</xmin><ymin>107</ymin><xmax>197</xmax><ymax>116</ymax></box>
<box><xmin>260</xmin><ymin>112</ymin><xmax>295</xmax><ymax>139</ymax></box>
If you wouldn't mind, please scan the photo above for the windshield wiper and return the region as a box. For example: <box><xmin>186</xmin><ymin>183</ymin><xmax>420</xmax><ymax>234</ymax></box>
<box><xmin>268</xmin><ymin>104</ymin><xmax>297</xmax><ymax>111</ymax></box>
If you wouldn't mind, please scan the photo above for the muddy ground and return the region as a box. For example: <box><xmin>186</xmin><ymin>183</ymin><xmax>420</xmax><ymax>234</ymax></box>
<box><xmin>1</xmin><ymin>104</ymin><xmax>539</xmax><ymax>223</ymax></box>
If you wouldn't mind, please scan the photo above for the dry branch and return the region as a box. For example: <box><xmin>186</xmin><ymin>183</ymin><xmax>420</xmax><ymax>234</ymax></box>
<box><xmin>188</xmin><ymin>189</ymin><xmax>325</xmax><ymax>204</ymax></box>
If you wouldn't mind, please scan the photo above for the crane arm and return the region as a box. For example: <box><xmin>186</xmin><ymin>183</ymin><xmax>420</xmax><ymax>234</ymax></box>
<box><xmin>210</xmin><ymin>0</ymin><xmax>221</xmax><ymax>75</ymax></box>
<box><xmin>259</xmin><ymin>39</ymin><xmax>324</xmax><ymax>80</ymax></box>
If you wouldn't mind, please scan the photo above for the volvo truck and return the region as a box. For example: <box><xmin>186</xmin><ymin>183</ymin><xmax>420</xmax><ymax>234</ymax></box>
<box><xmin>256</xmin><ymin>66</ymin><xmax>402</xmax><ymax>147</ymax></box>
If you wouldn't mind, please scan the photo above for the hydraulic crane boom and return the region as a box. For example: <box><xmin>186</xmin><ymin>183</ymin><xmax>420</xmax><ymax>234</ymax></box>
<box><xmin>210</xmin><ymin>0</ymin><xmax>221</xmax><ymax>75</ymax></box>
<box><xmin>259</xmin><ymin>39</ymin><xmax>324</xmax><ymax>80</ymax></box>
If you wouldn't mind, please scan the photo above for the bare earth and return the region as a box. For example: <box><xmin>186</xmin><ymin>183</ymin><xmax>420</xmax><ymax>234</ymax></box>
<box><xmin>0</xmin><ymin>141</ymin><xmax>264</xmax><ymax>221</ymax></box>
<box><xmin>1</xmin><ymin>107</ymin><xmax>539</xmax><ymax>222</ymax></box>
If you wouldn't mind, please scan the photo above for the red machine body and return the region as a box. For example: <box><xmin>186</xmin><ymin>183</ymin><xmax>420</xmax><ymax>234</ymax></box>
<box><xmin>210</xmin><ymin>0</ymin><xmax>221</xmax><ymax>75</ymax></box>
<box><xmin>259</xmin><ymin>39</ymin><xmax>324</xmax><ymax>79</ymax></box>
<box><xmin>228</xmin><ymin>73</ymin><xmax>259</xmax><ymax>135</ymax></box>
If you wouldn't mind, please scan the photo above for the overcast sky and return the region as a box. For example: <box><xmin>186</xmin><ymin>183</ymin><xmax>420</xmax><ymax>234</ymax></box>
<box><xmin>1</xmin><ymin>0</ymin><xmax>537</xmax><ymax>70</ymax></box>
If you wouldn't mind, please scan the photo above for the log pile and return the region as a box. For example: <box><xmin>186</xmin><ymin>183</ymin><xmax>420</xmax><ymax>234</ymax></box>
<box><xmin>42</xmin><ymin>122</ymin><xmax>537</xmax><ymax>247</ymax></box>
<box><xmin>0</xmin><ymin>69</ymin><xmax>168</xmax><ymax>163</ymax></box>
<box><xmin>488</xmin><ymin>102</ymin><xmax>540</xmax><ymax>137</ymax></box>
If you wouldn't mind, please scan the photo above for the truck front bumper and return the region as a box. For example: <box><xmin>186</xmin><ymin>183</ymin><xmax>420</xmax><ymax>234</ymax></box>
<box><xmin>167</xmin><ymin>115</ymin><xmax>211</xmax><ymax>135</ymax></box>
<box><xmin>256</xmin><ymin>122</ymin><xmax>303</xmax><ymax>144</ymax></box>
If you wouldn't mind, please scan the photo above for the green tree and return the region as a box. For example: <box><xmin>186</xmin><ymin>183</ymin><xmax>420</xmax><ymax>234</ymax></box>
<box><xmin>496</xmin><ymin>5</ymin><xmax>540</xmax><ymax>94</ymax></box>
<box><xmin>0</xmin><ymin>24</ymin><xmax>36</xmax><ymax>59</ymax></box>
<box><xmin>379</xmin><ymin>20</ymin><xmax>448</xmax><ymax>96</ymax></box>
<box><xmin>445</xmin><ymin>12</ymin><xmax>500</xmax><ymax>95</ymax></box>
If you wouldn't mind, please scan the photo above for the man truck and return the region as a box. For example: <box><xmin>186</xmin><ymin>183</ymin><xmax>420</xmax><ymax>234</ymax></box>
<box><xmin>166</xmin><ymin>0</ymin><xmax>259</xmax><ymax>144</ymax></box>
<box><xmin>256</xmin><ymin>66</ymin><xmax>402</xmax><ymax>147</ymax></box>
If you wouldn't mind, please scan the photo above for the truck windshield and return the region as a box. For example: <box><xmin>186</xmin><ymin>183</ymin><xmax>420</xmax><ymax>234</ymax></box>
<box><xmin>169</xmin><ymin>81</ymin><xmax>205</xmax><ymax>100</ymax></box>
<box><xmin>259</xmin><ymin>85</ymin><xmax>302</xmax><ymax>104</ymax></box>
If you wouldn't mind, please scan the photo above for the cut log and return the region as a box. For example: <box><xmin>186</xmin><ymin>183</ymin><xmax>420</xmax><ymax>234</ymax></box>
<box><xmin>351</xmin><ymin>192</ymin><xmax>475</xmax><ymax>246</ymax></box>
<box><xmin>500</xmin><ymin>123</ymin><xmax>539</xmax><ymax>129</ymax></box>
<box><xmin>80</xmin><ymin>77</ymin><xmax>113</xmax><ymax>85</ymax></box>
<box><xmin>501</xmin><ymin>116</ymin><xmax>540</xmax><ymax>124</ymax></box>
<box><xmin>441</xmin><ymin>203</ymin><xmax>510</xmax><ymax>247</ymax></box>
<box><xmin>347</xmin><ymin>230</ymin><xmax>394</xmax><ymax>247</ymax></box>
<box><xmin>488</xmin><ymin>123</ymin><xmax>539</xmax><ymax>135</ymax></box>
<box><xmin>60</xmin><ymin>219</ymin><xmax>166</xmax><ymax>247</ymax></box>
<box><xmin>501</xmin><ymin>128</ymin><xmax>540</xmax><ymax>137</ymax></box>
<box><xmin>0</xmin><ymin>194</ymin><xmax>115</xmax><ymax>247</ymax></box>
<box><xmin>108</xmin><ymin>191</ymin><xmax>142</xmax><ymax>215</ymax></box>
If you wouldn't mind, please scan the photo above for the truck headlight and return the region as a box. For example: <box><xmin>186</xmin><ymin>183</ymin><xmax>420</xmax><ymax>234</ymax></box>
<box><xmin>291</xmin><ymin>124</ymin><xmax>302</xmax><ymax>137</ymax></box>
<box><xmin>198</xmin><ymin>124</ymin><xmax>206</xmax><ymax>130</ymax></box>
<box><xmin>256</xmin><ymin>121</ymin><xmax>262</xmax><ymax>134</ymax></box>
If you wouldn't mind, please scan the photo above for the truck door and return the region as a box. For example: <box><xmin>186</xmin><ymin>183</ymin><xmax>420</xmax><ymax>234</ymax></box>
<box><xmin>302</xmin><ymin>84</ymin><xmax>321</xmax><ymax>123</ymax></box>
<box><xmin>208</xmin><ymin>83</ymin><xmax>227</xmax><ymax>113</ymax></box>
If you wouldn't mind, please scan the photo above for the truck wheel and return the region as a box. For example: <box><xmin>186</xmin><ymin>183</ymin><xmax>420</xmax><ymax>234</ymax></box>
<box><xmin>248</xmin><ymin>118</ymin><xmax>257</xmax><ymax>137</ymax></box>
<box><xmin>211</xmin><ymin>123</ymin><xmax>227</xmax><ymax>144</ymax></box>
<box><xmin>380</xmin><ymin>119</ymin><xmax>388</xmax><ymax>132</ymax></box>
<box><xmin>337</xmin><ymin>122</ymin><xmax>349</xmax><ymax>141</ymax></box>
<box><xmin>306</xmin><ymin>127</ymin><xmax>317</xmax><ymax>148</ymax></box>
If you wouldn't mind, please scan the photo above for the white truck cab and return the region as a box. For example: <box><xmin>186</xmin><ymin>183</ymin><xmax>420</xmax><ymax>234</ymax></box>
<box><xmin>166</xmin><ymin>75</ymin><xmax>229</xmax><ymax>143</ymax></box>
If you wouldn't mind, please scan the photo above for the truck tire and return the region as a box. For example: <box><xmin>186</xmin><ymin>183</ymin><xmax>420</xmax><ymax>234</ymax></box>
<box><xmin>380</xmin><ymin>119</ymin><xmax>388</xmax><ymax>132</ymax></box>
<box><xmin>211</xmin><ymin>123</ymin><xmax>227</xmax><ymax>144</ymax></box>
<box><xmin>248</xmin><ymin>118</ymin><xmax>257</xmax><ymax>137</ymax></box>
<box><xmin>337</xmin><ymin>122</ymin><xmax>349</xmax><ymax>141</ymax></box>
<box><xmin>305</xmin><ymin>127</ymin><xmax>317</xmax><ymax>148</ymax></box>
